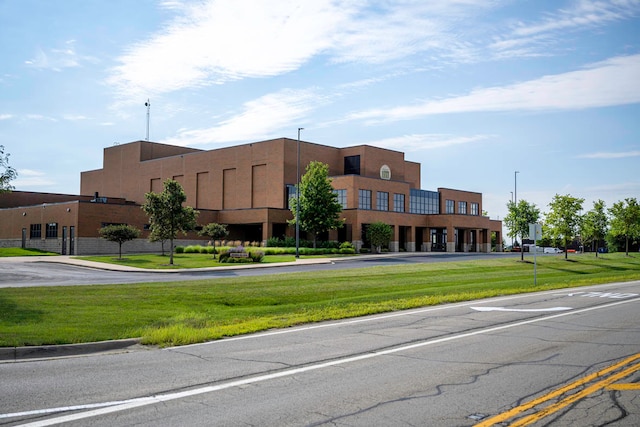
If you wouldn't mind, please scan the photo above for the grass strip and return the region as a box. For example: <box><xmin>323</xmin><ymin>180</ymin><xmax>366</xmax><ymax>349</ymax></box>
<box><xmin>1</xmin><ymin>253</ymin><xmax>638</xmax><ymax>348</ymax></box>
<box><xmin>0</xmin><ymin>248</ymin><xmax>57</xmax><ymax>257</ymax></box>
<box><xmin>77</xmin><ymin>253</ymin><xmax>297</xmax><ymax>269</ymax></box>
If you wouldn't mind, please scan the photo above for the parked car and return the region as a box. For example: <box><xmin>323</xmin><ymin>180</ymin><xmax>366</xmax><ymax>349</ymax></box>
<box><xmin>544</xmin><ymin>247</ymin><xmax>563</xmax><ymax>254</ymax></box>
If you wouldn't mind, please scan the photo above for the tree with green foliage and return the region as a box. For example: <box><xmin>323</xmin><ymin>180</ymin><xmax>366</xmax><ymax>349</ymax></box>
<box><xmin>199</xmin><ymin>223</ymin><xmax>229</xmax><ymax>259</ymax></box>
<box><xmin>503</xmin><ymin>199</ymin><xmax>541</xmax><ymax>261</ymax></box>
<box><xmin>98</xmin><ymin>224</ymin><xmax>141</xmax><ymax>260</ymax></box>
<box><xmin>0</xmin><ymin>145</ymin><xmax>18</xmax><ymax>193</ymax></box>
<box><xmin>366</xmin><ymin>221</ymin><xmax>394</xmax><ymax>253</ymax></box>
<box><xmin>581</xmin><ymin>199</ymin><xmax>608</xmax><ymax>257</ymax></box>
<box><xmin>289</xmin><ymin>161</ymin><xmax>344</xmax><ymax>248</ymax></box>
<box><xmin>142</xmin><ymin>179</ymin><xmax>199</xmax><ymax>265</ymax></box>
<box><xmin>609</xmin><ymin>198</ymin><xmax>640</xmax><ymax>256</ymax></box>
<box><xmin>545</xmin><ymin>194</ymin><xmax>584</xmax><ymax>259</ymax></box>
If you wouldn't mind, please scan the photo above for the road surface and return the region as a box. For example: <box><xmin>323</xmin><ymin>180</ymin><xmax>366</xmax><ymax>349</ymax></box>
<box><xmin>0</xmin><ymin>253</ymin><xmax>518</xmax><ymax>288</ymax></box>
<box><xmin>1</xmin><ymin>280</ymin><xmax>638</xmax><ymax>426</ymax></box>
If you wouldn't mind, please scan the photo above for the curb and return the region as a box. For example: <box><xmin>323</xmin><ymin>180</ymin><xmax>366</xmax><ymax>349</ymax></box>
<box><xmin>0</xmin><ymin>338</ymin><xmax>142</xmax><ymax>362</ymax></box>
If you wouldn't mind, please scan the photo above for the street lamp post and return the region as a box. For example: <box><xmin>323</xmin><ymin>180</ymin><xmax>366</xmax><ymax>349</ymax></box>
<box><xmin>514</xmin><ymin>170</ymin><xmax>520</xmax><ymax>250</ymax></box>
<box><xmin>514</xmin><ymin>171</ymin><xmax>519</xmax><ymax>204</ymax></box>
<box><xmin>295</xmin><ymin>128</ymin><xmax>304</xmax><ymax>258</ymax></box>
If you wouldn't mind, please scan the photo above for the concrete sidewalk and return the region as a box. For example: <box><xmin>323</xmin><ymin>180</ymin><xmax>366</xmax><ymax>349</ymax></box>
<box><xmin>0</xmin><ymin>254</ymin><xmax>335</xmax><ymax>272</ymax></box>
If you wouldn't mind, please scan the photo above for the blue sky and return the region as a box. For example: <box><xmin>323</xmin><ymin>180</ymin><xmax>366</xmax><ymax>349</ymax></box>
<box><xmin>1</xmin><ymin>0</ymin><xmax>639</xmax><ymax>223</ymax></box>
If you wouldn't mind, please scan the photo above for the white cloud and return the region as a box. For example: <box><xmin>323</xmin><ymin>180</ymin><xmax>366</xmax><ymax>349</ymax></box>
<box><xmin>0</xmin><ymin>114</ymin><xmax>13</xmax><ymax>120</ymax></box>
<box><xmin>365</xmin><ymin>134</ymin><xmax>493</xmax><ymax>152</ymax></box>
<box><xmin>107</xmin><ymin>0</ymin><xmax>355</xmax><ymax>103</ymax></box>
<box><xmin>25</xmin><ymin>114</ymin><xmax>58</xmax><ymax>122</ymax></box>
<box><xmin>490</xmin><ymin>0</ymin><xmax>640</xmax><ymax>57</ymax></box>
<box><xmin>578</xmin><ymin>150</ymin><xmax>640</xmax><ymax>159</ymax></box>
<box><xmin>62</xmin><ymin>114</ymin><xmax>88</xmax><ymax>121</ymax></box>
<box><xmin>162</xmin><ymin>88</ymin><xmax>330</xmax><ymax>146</ymax></box>
<box><xmin>347</xmin><ymin>54</ymin><xmax>640</xmax><ymax>123</ymax></box>
<box><xmin>24</xmin><ymin>40</ymin><xmax>83</xmax><ymax>72</ymax></box>
<box><xmin>14</xmin><ymin>169</ymin><xmax>55</xmax><ymax>188</ymax></box>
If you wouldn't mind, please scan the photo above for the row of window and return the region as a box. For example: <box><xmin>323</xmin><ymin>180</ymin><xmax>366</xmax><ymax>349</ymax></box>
<box><xmin>445</xmin><ymin>200</ymin><xmax>479</xmax><ymax>216</ymax></box>
<box><xmin>287</xmin><ymin>186</ymin><xmax>479</xmax><ymax>216</ymax></box>
<box><xmin>30</xmin><ymin>223</ymin><xmax>58</xmax><ymax>239</ymax></box>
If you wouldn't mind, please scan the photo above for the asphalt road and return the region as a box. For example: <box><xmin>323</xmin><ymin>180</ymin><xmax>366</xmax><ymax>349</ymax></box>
<box><xmin>1</xmin><ymin>280</ymin><xmax>639</xmax><ymax>426</ymax></box>
<box><xmin>0</xmin><ymin>252</ymin><xmax>519</xmax><ymax>288</ymax></box>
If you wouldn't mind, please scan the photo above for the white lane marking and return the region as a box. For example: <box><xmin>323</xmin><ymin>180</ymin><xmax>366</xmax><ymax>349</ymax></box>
<box><xmin>7</xmin><ymin>296</ymin><xmax>640</xmax><ymax>427</ymax></box>
<box><xmin>555</xmin><ymin>291</ymin><xmax>639</xmax><ymax>299</ymax></box>
<box><xmin>471</xmin><ymin>306</ymin><xmax>572</xmax><ymax>312</ymax></box>
<box><xmin>170</xmin><ymin>282</ymin><xmax>640</xmax><ymax>351</ymax></box>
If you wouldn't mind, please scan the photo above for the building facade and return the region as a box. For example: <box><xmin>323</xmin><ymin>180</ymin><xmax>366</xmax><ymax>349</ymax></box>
<box><xmin>0</xmin><ymin>138</ymin><xmax>502</xmax><ymax>255</ymax></box>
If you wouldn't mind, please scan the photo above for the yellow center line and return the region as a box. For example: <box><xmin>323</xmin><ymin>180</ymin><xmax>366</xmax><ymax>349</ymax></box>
<box><xmin>509</xmin><ymin>362</ymin><xmax>640</xmax><ymax>426</ymax></box>
<box><xmin>607</xmin><ymin>383</ymin><xmax>640</xmax><ymax>390</ymax></box>
<box><xmin>475</xmin><ymin>352</ymin><xmax>640</xmax><ymax>427</ymax></box>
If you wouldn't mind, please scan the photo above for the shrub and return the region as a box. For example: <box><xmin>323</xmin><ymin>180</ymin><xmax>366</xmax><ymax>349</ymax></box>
<box><xmin>184</xmin><ymin>245</ymin><xmax>199</xmax><ymax>253</ymax></box>
<box><xmin>218</xmin><ymin>250</ymin><xmax>230</xmax><ymax>262</ymax></box>
<box><xmin>339</xmin><ymin>241</ymin><xmax>354</xmax><ymax>251</ymax></box>
<box><xmin>250</xmin><ymin>251</ymin><xmax>265</xmax><ymax>262</ymax></box>
<box><xmin>175</xmin><ymin>246</ymin><xmax>185</xmax><ymax>253</ymax></box>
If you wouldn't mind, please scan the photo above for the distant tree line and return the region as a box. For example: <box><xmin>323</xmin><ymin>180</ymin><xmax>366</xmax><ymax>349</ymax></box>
<box><xmin>504</xmin><ymin>194</ymin><xmax>640</xmax><ymax>258</ymax></box>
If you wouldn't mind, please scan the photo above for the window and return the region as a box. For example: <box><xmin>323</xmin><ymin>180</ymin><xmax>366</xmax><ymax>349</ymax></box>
<box><xmin>471</xmin><ymin>202</ymin><xmax>479</xmax><ymax>216</ymax></box>
<box><xmin>334</xmin><ymin>189</ymin><xmax>347</xmax><ymax>209</ymax></box>
<box><xmin>358</xmin><ymin>189</ymin><xmax>371</xmax><ymax>210</ymax></box>
<box><xmin>393</xmin><ymin>193</ymin><xmax>405</xmax><ymax>212</ymax></box>
<box><xmin>410</xmin><ymin>189</ymin><xmax>439</xmax><ymax>214</ymax></box>
<box><xmin>344</xmin><ymin>155</ymin><xmax>361</xmax><ymax>175</ymax></box>
<box><xmin>376</xmin><ymin>191</ymin><xmax>389</xmax><ymax>211</ymax></box>
<box><xmin>446</xmin><ymin>199</ymin><xmax>455</xmax><ymax>214</ymax></box>
<box><xmin>286</xmin><ymin>184</ymin><xmax>297</xmax><ymax>209</ymax></box>
<box><xmin>45</xmin><ymin>223</ymin><xmax>58</xmax><ymax>239</ymax></box>
<box><xmin>458</xmin><ymin>201</ymin><xmax>467</xmax><ymax>215</ymax></box>
<box><xmin>30</xmin><ymin>223</ymin><xmax>41</xmax><ymax>239</ymax></box>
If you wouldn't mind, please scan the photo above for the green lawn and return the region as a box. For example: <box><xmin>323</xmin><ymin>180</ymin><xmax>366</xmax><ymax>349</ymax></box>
<box><xmin>0</xmin><ymin>248</ymin><xmax>57</xmax><ymax>257</ymax></box>
<box><xmin>1</xmin><ymin>253</ymin><xmax>638</xmax><ymax>348</ymax></box>
<box><xmin>78</xmin><ymin>253</ymin><xmax>297</xmax><ymax>269</ymax></box>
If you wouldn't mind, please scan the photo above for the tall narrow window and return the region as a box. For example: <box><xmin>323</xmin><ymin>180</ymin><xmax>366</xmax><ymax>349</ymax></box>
<box><xmin>45</xmin><ymin>223</ymin><xmax>58</xmax><ymax>239</ymax></box>
<box><xmin>333</xmin><ymin>189</ymin><xmax>347</xmax><ymax>209</ymax></box>
<box><xmin>458</xmin><ymin>201</ymin><xmax>467</xmax><ymax>215</ymax></box>
<box><xmin>376</xmin><ymin>191</ymin><xmax>389</xmax><ymax>211</ymax></box>
<box><xmin>393</xmin><ymin>193</ymin><xmax>405</xmax><ymax>212</ymax></box>
<box><xmin>358</xmin><ymin>189</ymin><xmax>371</xmax><ymax>210</ymax></box>
<box><xmin>30</xmin><ymin>223</ymin><xmax>42</xmax><ymax>239</ymax></box>
<box><xmin>471</xmin><ymin>202</ymin><xmax>479</xmax><ymax>216</ymax></box>
<box><xmin>446</xmin><ymin>199</ymin><xmax>455</xmax><ymax>214</ymax></box>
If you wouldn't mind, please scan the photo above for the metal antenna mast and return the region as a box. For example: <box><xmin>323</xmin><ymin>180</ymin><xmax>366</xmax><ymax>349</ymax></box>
<box><xmin>145</xmin><ymin>99</ymin><xmax>151</xmax><ymax>141</ymax></box>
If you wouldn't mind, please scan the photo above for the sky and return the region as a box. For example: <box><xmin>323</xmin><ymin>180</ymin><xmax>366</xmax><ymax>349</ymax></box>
<box><xmin>1</xmin><ymin>0</ymin><xmax>639</xmax><ymax>224</ymax></box>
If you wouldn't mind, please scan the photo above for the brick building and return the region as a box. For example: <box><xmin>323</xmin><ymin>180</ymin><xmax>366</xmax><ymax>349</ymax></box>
<box><xmin>0</xmin><ymin>138</ymin><xmax>502</xmax><ymax>255</ymax></box>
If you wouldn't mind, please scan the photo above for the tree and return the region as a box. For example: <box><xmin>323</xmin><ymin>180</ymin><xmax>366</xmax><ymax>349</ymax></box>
<box><xmin>366</xmin><ymin>221</ymin><xmax>394</xmax><ymax>253</ymax></box>
<box><xmin>98</xmin><ymin>224</ymin><xmax>141</xmax><ymax>260</ymax></box>
<box><xmin>142</xmin><ymin>179</ymin><xmax>199</xmax><ymax>265</ymax></box>
<box><xmin>503</xmin><ymin>199</ymin><xmax>540</xmax><ymax>261</ymax></box>
<box><xmin>581</xmin><ymin>199</ymin><xmax>608</xmax><ymax>257</ymax></box>
<box><xmin>199</xmin><ymin>223</ymin><xmax>229</xmax><ymax>259</ymax></box>
<box><xmin>545</xmin><ymin>194</ymin><xmax>584</xmax><ymax>260</ymax></box>
<box><xmin>609</xmin><ymin>198</ymin><xmax>640</xmax><ymax>256</ymax></box>
<box><xmin>289</xmin><ymin>161</ymin><xmax>344</xmax><ymax>248</ymax></box>
<box><xmin>0</xmin><ymin>145</ymin><xmax>18</xmax><ymax>193</ymax></box>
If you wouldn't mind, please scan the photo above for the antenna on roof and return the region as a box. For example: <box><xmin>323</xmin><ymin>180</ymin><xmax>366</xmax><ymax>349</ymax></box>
<box><xmin>144</xmin><ymin>99</ymin><xmax>150</xmax><ymax>141</ymax></box>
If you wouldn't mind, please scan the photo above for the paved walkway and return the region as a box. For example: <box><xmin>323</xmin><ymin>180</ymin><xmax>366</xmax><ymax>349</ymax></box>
<box><xmin>0</xmin><ymin>254</ymin><xmax>335</xmax><ymax>272</ymax></box>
